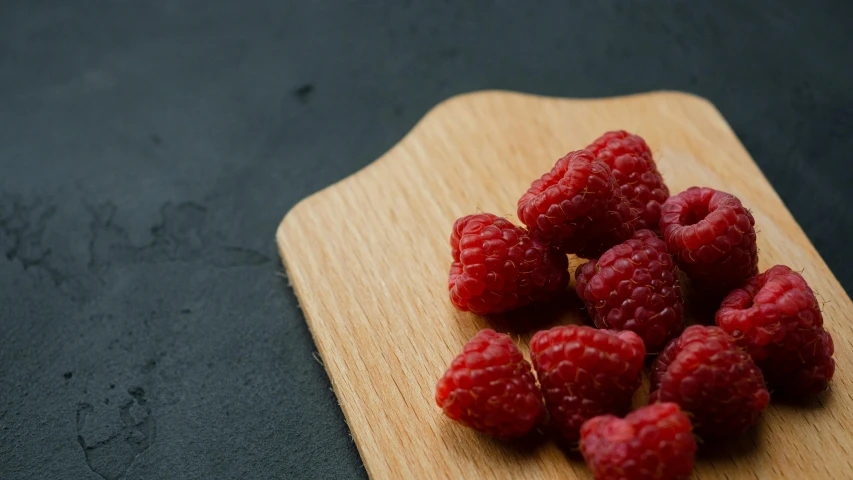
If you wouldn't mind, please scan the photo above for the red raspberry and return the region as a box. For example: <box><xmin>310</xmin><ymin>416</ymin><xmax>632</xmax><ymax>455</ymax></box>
<box><xmin>650</xmin><ymin>325</ymin><xmax>769</xmax><ymax>438</ymax></box>
<box><xmin>435</xmin><ymin>329</ymin><xmax>545</xmax><ymax>439</ymax></box>
<box><xmin>530</xmin><ymin>325</ymin><xmax>645</xmax><ymax>441</ymax></box>
<box><xmin>580</xmin><ymin>403</ymin><xmax>695</xmax><ymax>480</ymax></box>
<box><xmin>517</xmin><ymin>150</ymin><xmax>637</xmax><ymax>259</ymax></box>
<box><xmin>575</xmin><ymin>229</ymin><xmax>684</xmax><ymax>353</ymax></box>
<box><xmin>659</xmin><ymin>187</ymin><xmax>758</xmax><ymax>295</ymax></box>
<box><xmin>448</xmin><ymin>213</ymin><xmax>569</xmax><ymax>314</ymax></box>
<box><xmin>586</xmin><ymin>131</ymin><xmax>669</xmax><ymax>232</ymax></box>
<box><xmin>716</xmin><ymin>265</ymin><xmax>835</xmax><ymax>395</ymax></box>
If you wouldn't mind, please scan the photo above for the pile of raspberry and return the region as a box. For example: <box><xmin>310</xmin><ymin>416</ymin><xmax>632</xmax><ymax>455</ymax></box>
<box><xmin>438</xmin><ymin>130</ymin><xmax>836</xmax><ymax>479</ymax></box>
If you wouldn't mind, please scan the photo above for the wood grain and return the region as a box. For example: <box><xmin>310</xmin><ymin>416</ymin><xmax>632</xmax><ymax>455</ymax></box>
<box><xmin>276</xmin><ymin>91</ymin><xmax>852</xmax><ymax>479</ymax></box>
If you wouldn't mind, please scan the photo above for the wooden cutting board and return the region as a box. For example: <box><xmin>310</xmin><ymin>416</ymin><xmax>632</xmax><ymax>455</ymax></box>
<box><xmin>276</xmin><ymin>91</ymin><xmax>852</xmax><ymax>479</ymax></box>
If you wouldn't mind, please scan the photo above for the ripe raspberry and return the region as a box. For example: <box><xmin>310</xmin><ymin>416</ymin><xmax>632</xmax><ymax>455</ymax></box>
<box><xmin>449</xmin><ymin>213</ymin><xmax>569</xmax><ymax>314</ymax></box>
<box><xmin>435</xmin><ymin>329</ymin><xmax>545</xmax><ymax>439</ymax></box>
<box><xmin>716</xmin><ymin>265</ymin><xmax>835</xmax><ymax>395</ymax></box>
<box><xmin>575</xmin><ymin>229</ymin><xmax>684</xmax><ymax>353</ymax></box>
<box><xmin>580</xmin><ymin>403</ymin><xmax>695</xmax><ymax>480</ymax></box>
<box><xmin>650</xmin><ymin>325</ymin><xmax>769</xmax><ymax>438</ymax></box>
<box><xmin>586</xmin><ymin>131</ymin><xmax>669</xmax><ymax>231</ymax></box>
<box><xmin>659</xmin><ymin>187</ymin><xmax>758</xmax><ymax>295</ymax></box>
<box><xmin>530</xmin><ymin>325</ymin><xmax>645</xmax><ymax>441</ymax></box>
<box><xmin>517</xmin><ymin>150</ymin><xmax>637</xmax><ymax>259</ymax></box>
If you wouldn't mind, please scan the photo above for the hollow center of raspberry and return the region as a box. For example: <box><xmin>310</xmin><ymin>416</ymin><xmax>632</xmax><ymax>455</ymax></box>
<box><xmin>682</xmin><ymin>205</ymin><xmax>709</xmax><ymax>226</ymax></box>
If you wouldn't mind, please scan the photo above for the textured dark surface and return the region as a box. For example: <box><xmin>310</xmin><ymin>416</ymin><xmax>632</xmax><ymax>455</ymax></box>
<box><xmin>1</xmin><ymin>1</ymin><xmax>851</xmax><ymax>479</ymax></box>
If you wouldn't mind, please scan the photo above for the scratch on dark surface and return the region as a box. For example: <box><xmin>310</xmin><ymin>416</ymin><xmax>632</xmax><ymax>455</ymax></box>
<box><xmin>84</xmin><ymin>200</ymin><xmax>267</xmax><ymax>275</ymax></box>
<box><xmin>212</xmin><ymin>246</ymin><xmax>271</xmax><ymax>267</ymax></box>
<box><xmin>75</xmin><ymin>388</ymin><xmax>155</xmax><ymax>480</ymax></box>
<box><xmin>139</xmin><ymin>201</ymin><xmax>209</xmax><ymax>263</ymax></box>
<box><xmin>141</xmin><ymin>359</ymin><xmax>157</xmax><ymax>374</ymax></box>
<box><xmin>85</xmin><ymin>201</ymin><xmax>135</xmax><ymax>282</ymax></box>
<box><xmin>293</xmin><ymin>83</ymin><xmax>314</xmax><ymax>104</ymax></box>
<box><xmin>0</xmin><ymin>193</ymin><xmax>66</xmax><ymax>285</ymax></box>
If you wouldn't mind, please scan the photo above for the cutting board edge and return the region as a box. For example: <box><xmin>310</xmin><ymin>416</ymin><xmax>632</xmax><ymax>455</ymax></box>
<box><xmin>277</xmin><ymin>89</ymin><xmax>723</xmax><ymax>239</ymax></box>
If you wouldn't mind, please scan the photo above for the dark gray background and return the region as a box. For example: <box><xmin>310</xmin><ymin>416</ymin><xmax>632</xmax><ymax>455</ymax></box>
<box><xmin>1</xmin><ymin>1</ymin><xmax>851</xmax><ymax>479</ymax></box>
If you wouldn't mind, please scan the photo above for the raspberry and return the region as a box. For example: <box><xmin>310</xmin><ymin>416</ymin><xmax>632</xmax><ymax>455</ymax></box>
<box><xmin>435</xmin><ymin>329</ymin><xmax>545</xmax><ymax>439</ymax></box>
<box><xmin>586</xmin><ymin>131</ymin><xmax>669</xmax><ymax>231</ymax></box>
<box><xmin>580</xmin><ymin>403</ymin><xmax>695</xmax><ymax>480</ymax></box>
<box><xmin>716</xmin><ymin>265</ymin><xmax>835</xmax><ymax>395</ymax></box>
<box><xmin>659</xmin><ymin>187</ymin><xmax>758</xmax><ymax>295</ymax></box>
<box><xmin>448</xmin><ymin>213</ymin><xmax>569</xmax><ymax>314</ymax></box>
<box><xmin>650</xmin><ymin>325</ymin><xmax>769</xmax><ymax>438</ymax></box>
<box><xmin>575</xmin><ymin>229</ymin><xmax>684</xmax><ymax>353</ymax></box>
<box><xmin>530</xmin><ymin>325</ymin><xmax>645</xmax><ymax>441</ymax></box>
<box><xmin>517</xmin><ymin>150</ymin><xmax>637</xmax><ymax>259</ymax></box>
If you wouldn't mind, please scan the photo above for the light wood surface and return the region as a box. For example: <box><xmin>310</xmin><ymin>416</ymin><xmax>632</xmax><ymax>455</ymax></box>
<box><xmin>276</xmin><ymin>91</ymin><xmax>852</xmax><ymax>479</ymax></box>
